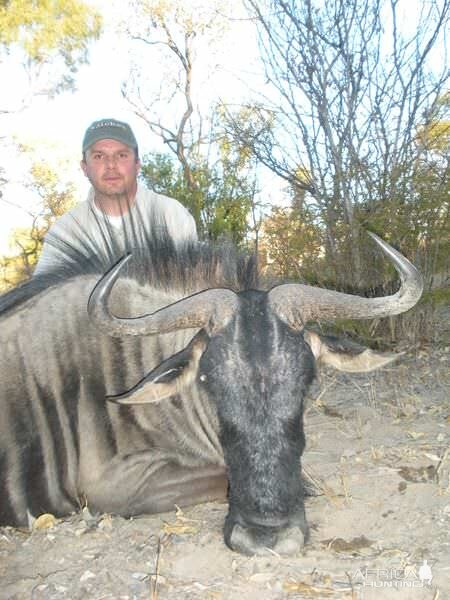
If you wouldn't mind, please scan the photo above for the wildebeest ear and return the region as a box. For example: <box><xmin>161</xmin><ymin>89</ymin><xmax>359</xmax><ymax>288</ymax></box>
<box><xmin>107</xmin><ymin>329</ymin><xmax>210</xmax><ymax>404</ymax></box>
<box><xmin>304</xmin><ymin>330</ymin><xmax>402</xmax><ymax>373</ymax></box>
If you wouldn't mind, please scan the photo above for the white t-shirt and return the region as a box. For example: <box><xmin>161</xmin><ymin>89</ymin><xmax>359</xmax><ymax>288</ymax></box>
<box><xmin>34</xmin><ymin>183</ymin><xmax>198</xmax><ymax>275</ymax></box>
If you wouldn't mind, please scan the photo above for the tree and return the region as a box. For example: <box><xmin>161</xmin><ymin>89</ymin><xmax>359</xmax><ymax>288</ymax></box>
<box><xmin>228</xmin><ymin>0</ymin><xmax>449</xmax><ymax>285</ymax></box>
<box><xmin>0</xmin><ymin>0</ymin><xmax>101</xmax><ymax>105</ymax></box>
<box><xmin>122</xmin><ymin>0</ymin><xmax>257</xmax><ymax>243</ymax></box>
<box><xmin>358</xmin><ymin>93</ymin><xmax>450</xmax><ymax>287</ymax></box>
<box><xmin>259</xmin><ymin>205</ymin><xmax>322</xmax><ymax>281</ymax></box>
<box><xmin>0</xmin><ymin>0</ymin><xmax>101</xmax><ymax>210</ymax></box>
<box><xmin>0</xmin><ymin>160</ymin><xmax>76</xmax><ymax>289</ymax></box>
<box><xmin>140</xmin><ymin>140</ymin><xmax>255</xmax><ymax>245</ymax></box>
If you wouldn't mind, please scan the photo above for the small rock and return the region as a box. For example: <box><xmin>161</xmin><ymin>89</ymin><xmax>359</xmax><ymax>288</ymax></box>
<box><xmin>81</xmin><ymin>506</ymin><xmax>101</xmax><ymax>528</ymax></box>
<box><xmin>150</xmin><ymin>574</ymin><xmax>167</xmax><ymax>585</ymax></box>
<box><xmin>342</xmin><ymin>448</ymin><xmax>356</xmax><ymax>458</ymax></box>
<box><xmin>272</xmin><ymin>581</ymin><xmax>284</xmax><ymax>592</ymax></box>
<box><xmin>132</xmin><ymin>571</ymin><xmax>149</xmax><ymax>581</ymax></box>
<box><xmin>80</xmin><ymin>569</ymin><xmax>96</xmax><ymax>582</ymax></box>
<box><xmin>249</xmin><ymin>572</ymin><xmax>275</xmax><ymax>583</ymax></box>
<box><xmin>398</xmin><ymin>481</ymin><xmax>407</xmax><ymax>494</ymax></box>
<box><xmin>74</xmin><ymin>527</ymin><xmax>88</xmax><ymax>537</ymax></box>
<box><xmin>98</xmin><ymin>515</ymin><xmax>114</xmax><ymax>531</ymax></box>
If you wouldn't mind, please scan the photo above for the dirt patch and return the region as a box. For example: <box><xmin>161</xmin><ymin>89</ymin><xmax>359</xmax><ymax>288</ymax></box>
<box><xmin>1</xmin><ymin>345</ymin><xmax>449</xmax><ymax>600</ymax></box>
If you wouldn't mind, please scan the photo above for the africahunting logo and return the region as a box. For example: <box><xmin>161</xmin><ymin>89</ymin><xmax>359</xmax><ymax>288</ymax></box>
<box><xmin>352</xmin><ymin>560</ymin><xmax>433</xmax><ymax>588</ymax></box>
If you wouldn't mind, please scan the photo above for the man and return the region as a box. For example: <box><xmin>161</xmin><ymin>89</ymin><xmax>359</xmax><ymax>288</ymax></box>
<box><xmin>34</xmin><ymin>118</ymin><xmax>197</xmax><ymax>275</ymax></box>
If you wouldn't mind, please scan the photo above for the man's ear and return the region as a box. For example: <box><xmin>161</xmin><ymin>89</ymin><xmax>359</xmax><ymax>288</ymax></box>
<box><xmin>80</xmin><ymin>159</ymin><xmax>88</xmax><ymax>177</ymax></box>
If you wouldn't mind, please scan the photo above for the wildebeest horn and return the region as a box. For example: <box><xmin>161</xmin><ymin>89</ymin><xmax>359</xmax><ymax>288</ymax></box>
<box><xmin>88</xmin><ymin>255</ymin><xmax>239</xmax><ymax>337</ymax></box>
<box><xmin>268</xmin><ymin>232</ymin><xmax>423</xmax><ymax>327</ymax></box>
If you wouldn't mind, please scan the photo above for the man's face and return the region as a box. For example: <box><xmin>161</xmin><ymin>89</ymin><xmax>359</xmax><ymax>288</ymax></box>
<box><xmin>81</xmin><ymin>139</ymin><xmax>141</xmax><ymax>198</ymax></box>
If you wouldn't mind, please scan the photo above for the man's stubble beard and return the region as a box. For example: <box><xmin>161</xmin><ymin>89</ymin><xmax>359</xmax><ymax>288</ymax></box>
<box><xmin>91</xmin><ymin>176</ymin><xmax>133</xmax><ymax>201</ymax></box>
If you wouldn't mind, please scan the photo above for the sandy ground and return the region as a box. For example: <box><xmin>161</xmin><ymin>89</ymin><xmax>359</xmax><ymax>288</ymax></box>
<box><xmin>1</xmin><ymin>337</ymin><xmax>449</xmax><ymax>600</ymax></box>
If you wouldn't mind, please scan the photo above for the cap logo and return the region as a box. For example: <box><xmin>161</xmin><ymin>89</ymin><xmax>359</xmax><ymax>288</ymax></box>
<box><xmin>89</xmin><ymin>120</ymin><xmax>128</xmax><ymax>131</ymax></box>
<box><xmin>82</xmin><ymin>118</ymin><xmax>139</xmax><ymax>154</ymax></box>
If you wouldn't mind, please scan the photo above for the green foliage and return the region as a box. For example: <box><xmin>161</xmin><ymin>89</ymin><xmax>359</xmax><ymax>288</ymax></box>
<box><xmin>258</xmin><ymin>104</ymin><xmax>449</xmax><ymax>346</ymax></box>
<box><xmin>354</xmin><ymin>107</ymin><xmax>450</xmax><ymax>286</ymax></box>
<box><xmin>0</xmin><ymin>0</ymin><xmax>101</xmax><ymax>57</ymax></box>
<box><xmin>134</xmin><ymin>0</ymin><xmax>229</xmax><ymax>37</ymax></box>
<box><xmin>140</xmin><ymin>151</ymin><xmax>254</xmax><ymax>245</ymax></box>
<box><xmin>26</xmin><ymin>161</ymin><xmax>77</xmax><ymax>227</ymax></box>
<box><xmin>125</xmin><ymin>1</ymin><xmax>256</xmax><ymax>245</ymax></box>
<box><xmin>422</xmin><ymin>286</ymin><xmax>450</xmax><ymax>306</ymax></box>
<box><xmin>261</xmin><ymin>92</ymin><xmax>449</xmax><ymax>292</ymax></box>
<box><xmin>416</xmin><ymin>92</ymin><xmax>450</xmax><ymax>152</ymax></box>
<box><xmin>259</xmin><ymin>206</ymin><xmax>323</xmax><ymax>281</ymax></box>
<box><xmin>0</xmin><ymin>161</ymin><xmax>76</xmax><ymax>290</ymax></box>
<box><xmin>0</xmin><ymin>0</ymin><xmax>101</xmax><ymax>91</ymax></box>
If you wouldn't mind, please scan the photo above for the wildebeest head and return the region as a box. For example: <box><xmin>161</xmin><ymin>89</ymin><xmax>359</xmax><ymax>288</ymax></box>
<box><xmin>88</xmin><ymin>233</ymin><xmax>423</xmax><ymax>555</ymax></box>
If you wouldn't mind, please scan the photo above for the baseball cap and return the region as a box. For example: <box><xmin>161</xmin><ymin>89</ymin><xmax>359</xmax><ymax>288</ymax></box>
<box><xmin>82</xmin><ymin>118</ymin><xmax>139</xmax><ymax>154</ymax></box>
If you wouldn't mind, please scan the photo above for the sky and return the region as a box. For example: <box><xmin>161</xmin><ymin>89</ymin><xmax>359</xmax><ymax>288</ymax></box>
<box><xmin>0</xmin><ymin>0</ymin><xmax>273</xmax><ymax>254</ymax></box>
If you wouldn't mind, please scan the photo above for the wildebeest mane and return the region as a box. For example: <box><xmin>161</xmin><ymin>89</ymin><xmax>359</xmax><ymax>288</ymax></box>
<box><xmin>0</xmin><ymin>218</ymin><xmax>257</xmax><ymax>317</ymax></box>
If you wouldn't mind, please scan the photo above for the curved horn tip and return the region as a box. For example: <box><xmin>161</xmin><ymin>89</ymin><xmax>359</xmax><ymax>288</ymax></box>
<box><xmin>87</xmin><ymin>253</ymin><xmax>133</xmax><ymax>316</ymax></box>
<box><xmin>109</xmin><ymin>253</ymin><xmax>133</xmax><ymax>276</ymax></box>
<box><xmin>366</xmin><ymin>230</ymin><xmax>424</xmax><ymax>301</ymax></box>
<box><xmin>367</xmin><ymin>231</ymin><xmax>393</xmax><ymax>251</ymax></box>
<box><xmin>367</xmin><ymin>230</ymin><xmax>381</xmax><ymax>243</ymax></box>
<box><xmin>94</xmin><ymin>253</ymin><xmax>133</xmax><ymax>288</ymax></box>
<box><xmin>366</xmin><ymin>232</ymin><xmax>410</xmax><ymax>264</ymax></box>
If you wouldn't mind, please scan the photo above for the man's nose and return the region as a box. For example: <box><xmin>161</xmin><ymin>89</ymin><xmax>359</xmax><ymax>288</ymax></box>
<box><xmin>104</xmin><ymin>155</ymin><xmax>118</xmax><ymax>167</ymax></box>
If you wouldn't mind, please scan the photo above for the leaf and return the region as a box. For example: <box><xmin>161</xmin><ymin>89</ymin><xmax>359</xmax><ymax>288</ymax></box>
<box><xmin>323</xmin><ymin>535</ymin><xmax>373</xmax><ymax>554</ymax></box>
<box><xmin>249</xmin><ymin>572</ymin><xmax>275</xmax><ymax>583</ymax></box>
<box><xmin>33</xmin><ymin>513</ymin><xmax>58</xmax><ymax>530</ymax></box>
<box><xmin>398</xmin><ymin>466</ymin><xmax>436</xmax><ymax>483</ymax></box>
<box><xmin>283</xmin><ymin>581</ymin><xmax>336</xmax><ymax>597</ymax></box>
<box><xmin>162</xmin><ymin>521</ymin><xmax>199</xmax><ymax>535</ymax></box>
<box><xmin>162</xmin><ymin>507</ymin><xmax>201</xmax><ymax>535</ymax></box>
<box><xmin>406</xmin><ymin>431</ymin><xmax>425</xmax><ymax>440</ymax></box>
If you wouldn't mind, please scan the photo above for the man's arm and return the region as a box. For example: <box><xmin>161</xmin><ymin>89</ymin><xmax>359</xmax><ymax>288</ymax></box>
<box><xmin>179</xmin><ymin>208</ymin><xmax>198</xmax><ymax>242</ymax></box>
<box><xmin>34</xmin><ymin>233</ymin><xmax>67</xmax><ymax>276</ymax></box>
<box><xmin>157</xmin><ymin>193</ymin><xmax>198</xmax><ymax>244</ymax></box>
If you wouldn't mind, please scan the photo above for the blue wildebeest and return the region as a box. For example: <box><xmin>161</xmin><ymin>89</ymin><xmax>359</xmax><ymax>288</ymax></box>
<box><xmin>0</xmin><ymin>232</ymin><xmax>422</xmax><ymax>555</ymax></box>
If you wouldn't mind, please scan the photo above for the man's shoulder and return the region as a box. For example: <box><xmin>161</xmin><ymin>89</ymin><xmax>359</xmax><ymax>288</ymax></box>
<box><xmin>136</xmin><ymin>184</ymin><xmax>197</xmax><ymax>239</ymax></box>
<box><xmin>47</xmin><ymin>201</ymin><xmax>90</xmax><ymax>232</ymax></box>
<box><xmin>138</xmin><ymin>185</ymin><xmax>188</xmax><ymax>213</ymax></box>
